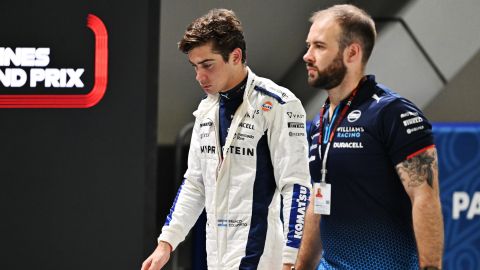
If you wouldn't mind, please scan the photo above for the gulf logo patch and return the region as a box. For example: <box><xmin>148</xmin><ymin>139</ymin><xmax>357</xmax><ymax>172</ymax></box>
<box><xmin>261</xmin><ymin>101</ymin><xmax>273</xmax><ymax>112</ymax></box>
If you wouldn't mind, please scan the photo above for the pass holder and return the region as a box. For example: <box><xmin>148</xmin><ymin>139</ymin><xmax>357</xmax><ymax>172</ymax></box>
<box><xmin>313</xmin><ymin>182</ymin><xmax>331</xmax><ymax>215</ymax></box>
<box><xmin>313</xmin><ymin>142</ymin><xmax>332</xmax><ymax>215</ymax></box>
<box><xmin>312</xmin><ymin>78</ymin><xmax>363</xmax><ymax>216</ymax></box>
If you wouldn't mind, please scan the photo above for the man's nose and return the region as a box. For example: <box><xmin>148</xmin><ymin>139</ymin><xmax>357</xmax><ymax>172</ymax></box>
<box><xmin>303</xmin><ymin>46</ymin><xmax>314</xmax><ymax>63</ymax></box>
<box><xmin>196</xmin><ymin>69</ymin><xmax>206</xmax><ymax>83</ymax></box>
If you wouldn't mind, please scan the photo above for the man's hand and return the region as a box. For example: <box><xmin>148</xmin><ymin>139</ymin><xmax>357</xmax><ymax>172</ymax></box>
<box><xmin>283</xmin><ymin>263</ymin><xmax>294</xmax><ymax>270</ymax></box>
<box><xmin>141</xmin><ymin>241</ymin><xmax>172</xmax><ymax>270</ymax></box>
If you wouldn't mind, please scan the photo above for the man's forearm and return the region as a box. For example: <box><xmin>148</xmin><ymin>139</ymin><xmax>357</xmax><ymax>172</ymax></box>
<box><xmin>396</xmin><ymin>148</ymin><xmax>444</xmax><ymax>268</ymax></box>
<box><xmin>412</xmin><ymin>193</ymin><xmax>444</xmax><ymax>268</ymax></box>
<box><xmin>295</xmin><ymin>203</ymin><xmax>322</xmax><ymax>270</ymax></box>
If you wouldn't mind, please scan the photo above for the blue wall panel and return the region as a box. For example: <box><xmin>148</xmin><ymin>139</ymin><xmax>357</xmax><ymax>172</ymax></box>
<box><xmin>435</xmin><ymin>124</ymin><xmax>480</xmax><ymax>269</ymax></box>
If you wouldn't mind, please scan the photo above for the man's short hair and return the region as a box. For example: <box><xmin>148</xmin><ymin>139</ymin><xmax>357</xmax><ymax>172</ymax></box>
<box><xmin>311</xmin><ymin>4</ymin><xmax>376</xmax><ymax>65</ymax></box>
<box><xmin>179</xmin><ymin>8</ymin><xmax>247</xmax><ymax>64</ymax></box>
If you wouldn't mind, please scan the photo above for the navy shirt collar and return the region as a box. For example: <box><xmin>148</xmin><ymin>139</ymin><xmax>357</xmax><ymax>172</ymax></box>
<box><xmin>219</xmin><ymin>74</ymin><xmax>248</xmax><ymax>103</ymax></box>
<box><xmin>350</xmin><ymin>75</ymin><xmax>378</xmax><ymax>108</ymax></box>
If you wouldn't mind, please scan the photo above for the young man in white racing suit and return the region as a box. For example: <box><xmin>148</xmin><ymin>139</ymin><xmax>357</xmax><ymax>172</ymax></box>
<box><xmin>142</xmin><ymin>8</ymin><xmax>311</xmax><ymax>270</ymax></box>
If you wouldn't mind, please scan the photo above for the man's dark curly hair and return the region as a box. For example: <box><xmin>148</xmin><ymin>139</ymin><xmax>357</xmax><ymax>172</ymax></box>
<box><xmin>178</xmin><ymin>9</ymin><xmax>247</xmax><ymax>64</ymax></box>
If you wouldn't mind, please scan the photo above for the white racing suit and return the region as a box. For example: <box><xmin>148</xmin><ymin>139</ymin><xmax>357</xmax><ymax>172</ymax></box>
<box><xmin>159</xmin><ymin>68</ymin><xmax>311</xmax><ymax>269</ymax></box>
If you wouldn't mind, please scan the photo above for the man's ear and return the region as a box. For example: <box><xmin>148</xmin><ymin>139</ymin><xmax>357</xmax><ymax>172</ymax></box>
<box><xmin>230</xmin><ymin>48</ymin><xmax>243</xmax><ymax>64</ymax></box>
<box><xmin>344</xmin><ymin>42</ymin><xmax>362</xmax><ymax>64</ymax></box>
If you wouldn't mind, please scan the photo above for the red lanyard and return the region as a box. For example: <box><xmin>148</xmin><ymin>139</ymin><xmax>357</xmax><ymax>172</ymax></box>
<box><xmin>316</xmin><ymin>78</ymin><xmax>364</xmax><ymax>183</ymax></box>
<box><xmin>317</xmin><ymin>79</ymin><xmax>364</xmax><ymax>145</ymax></box>
<box><xmin>317</xmin><ymin>91</ymin><xmax>357</xmax><ymax>145</ymax></box>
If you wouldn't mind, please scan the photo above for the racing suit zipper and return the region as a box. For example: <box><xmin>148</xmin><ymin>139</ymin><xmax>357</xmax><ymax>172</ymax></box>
<box><xmin>207</xmin><ymin>116</ymin><xmax>222</xmax><ymax>266</ymax></box>
<box><xmin>208</xmin><ymin>117</ymin><xmax>223</xmax><ymax>179</ymax></box>
<box><xmin>208</xmin><ymin>81</ymin><xmax>251</xmax><ymax>266</ymax></box>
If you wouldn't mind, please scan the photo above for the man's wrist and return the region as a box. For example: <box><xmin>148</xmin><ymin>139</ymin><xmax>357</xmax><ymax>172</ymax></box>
<box><xmin>159</xmin><ymin>240</ymin><xmax>172</xmax><ymax>253</ymax></box>
<box><xmin>421</xmin><ymin>267</ymin><xmax>440</xmax><ymax>270</ymax></box>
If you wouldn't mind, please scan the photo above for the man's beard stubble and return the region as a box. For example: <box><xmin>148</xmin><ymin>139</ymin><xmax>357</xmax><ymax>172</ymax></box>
<box><xmin>307</xmin><ymin>51</ymin><xmax>347</xmax><ymax>90</ymax></box>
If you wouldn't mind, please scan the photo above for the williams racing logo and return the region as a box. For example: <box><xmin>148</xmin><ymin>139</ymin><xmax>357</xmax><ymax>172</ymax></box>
<box><xmin>347</xmin><ymin>110</ymin><xmax>361</xmax><ymax>122</ymax></box>
<box><xmin>0</xmin><ymin>14</ymin><xmax>108</xmax><ymax>108</ymax></box>
<box><xmin>334</xmin><ymin>126</ymin><xmax>365</xmax><ymax>148</ymax></box>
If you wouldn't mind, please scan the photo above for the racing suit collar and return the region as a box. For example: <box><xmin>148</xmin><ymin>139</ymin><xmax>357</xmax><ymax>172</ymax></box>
<box><xmin>194</xmin><ymin>67</ymin><xmax>258</xmax><ymax>119</ymax></box>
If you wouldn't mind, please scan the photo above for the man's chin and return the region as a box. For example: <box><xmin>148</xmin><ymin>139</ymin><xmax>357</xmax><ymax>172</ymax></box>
<box><xmin>308</xmin><ymin>79</ymin><xmax>330</xmax><ymax>90</ymax></box>
<box><xmin>203</xmin><ymin>88</ymin><xmax>219</xmax><ymax>95</ymax></box>
<box><xmin>307</xmin><ymin>78</ymin><xmax>319</xmax><ymax>88</ymax></box>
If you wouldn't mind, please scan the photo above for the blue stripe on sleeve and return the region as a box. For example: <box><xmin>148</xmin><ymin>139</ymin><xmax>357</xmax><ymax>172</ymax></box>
<box><xmin>164</xmin><ymin>180</ymin><xmax>185</xmax><ymax>226</ymax></box>
<box><xmin>286</xmin><ymin>184</ymin><xmax>310</xmax><ymax>248</ymax></box>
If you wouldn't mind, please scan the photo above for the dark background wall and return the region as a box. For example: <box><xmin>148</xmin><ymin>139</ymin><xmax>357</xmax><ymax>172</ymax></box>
<box><xmin>0</xmin><ymin>1</ymin><xmax>159</xmax><ymax>269</ymax></box>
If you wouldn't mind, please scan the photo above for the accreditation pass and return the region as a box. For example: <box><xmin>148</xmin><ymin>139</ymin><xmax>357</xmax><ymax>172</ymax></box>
<box><xmin>313</xmin><ymin>182</ymin><xmax>331</xmax><ymax>215</ymax></box>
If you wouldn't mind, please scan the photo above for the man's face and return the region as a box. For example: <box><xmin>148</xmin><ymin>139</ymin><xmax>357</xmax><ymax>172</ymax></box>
<box><xmin>303</xmin><ymin>16</ymin><xmax>347</xmax><ymax>90</ymax></box>
<box><xmin>188</xmin><ymin>42</ymin><xmax>237</xmax><ymax>95</ymax></box>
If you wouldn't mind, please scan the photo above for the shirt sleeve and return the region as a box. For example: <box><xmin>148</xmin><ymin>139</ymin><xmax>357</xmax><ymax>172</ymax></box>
<box><xmin>158</xmin><ymin>118</ymin><xmax>206</xmax><ymax>250</ymax></box>
<box><xmin>268</xmin><ymin>99</ymin><xmax>312</xmax><ymax>264</ymax></box>
<box><xmin>380</xmin><ymin>98</ymin><xmax>434</xmax><ymax>165</ymax></box>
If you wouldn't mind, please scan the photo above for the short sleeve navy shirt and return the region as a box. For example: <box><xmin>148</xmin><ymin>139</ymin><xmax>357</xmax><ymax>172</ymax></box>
<box><xmin>308</xmin><ymin>75</ymin><xmax>434</xmax><ymax>270</ymax></box>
